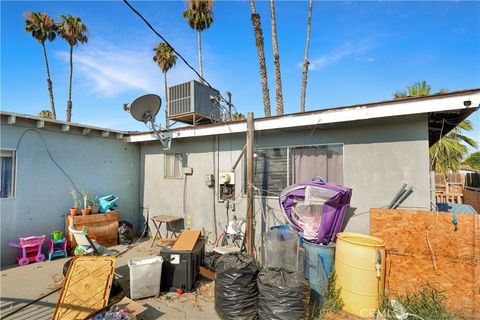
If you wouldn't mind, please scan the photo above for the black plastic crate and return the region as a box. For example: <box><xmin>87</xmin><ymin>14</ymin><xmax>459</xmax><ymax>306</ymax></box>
<box><xmin>160</xmin><ymin>239</ymin><xmax>205</xmax><ymax>292</ymax></box>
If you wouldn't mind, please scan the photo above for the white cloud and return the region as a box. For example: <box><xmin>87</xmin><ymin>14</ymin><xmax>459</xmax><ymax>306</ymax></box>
<box><xmin>55</xmin><ymin>39</ymin><xmax>193</xmax><ymax>97</ymax></box>
<box><xmin>306</xmin><ymin>40</ymin><xmax>374</xmax><ymax>71</ymax></box>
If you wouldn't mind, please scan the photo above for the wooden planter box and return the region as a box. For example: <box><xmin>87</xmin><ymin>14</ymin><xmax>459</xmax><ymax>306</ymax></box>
<box><xmin>65</xmin><ymin>211</ymin><xmax>119</xmax><ymax>251</ymax></box>
<box><xmin>371</xmin><ymin>208</ymin><xmax>480</xmax><ymax>318</ymax></box>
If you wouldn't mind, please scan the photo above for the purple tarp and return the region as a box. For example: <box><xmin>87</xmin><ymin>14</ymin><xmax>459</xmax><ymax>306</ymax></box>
<box><xmin>279</xmin><ymin>178</ymin><xmax>352</xmax><ymax>244</ymax></box>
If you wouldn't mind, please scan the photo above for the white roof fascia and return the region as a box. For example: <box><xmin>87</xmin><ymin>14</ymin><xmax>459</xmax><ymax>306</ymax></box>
<box><xmin>120</xmin><ymin>92</ymin><xmax>479</xmax><ymax>143</ymax></box>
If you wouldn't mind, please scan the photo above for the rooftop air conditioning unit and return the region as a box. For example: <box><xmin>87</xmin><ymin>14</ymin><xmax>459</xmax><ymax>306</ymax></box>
<box><xmin>168</xmin><ymin>80</ymin><xmax>222</xmax><ymax>125</ymax></box>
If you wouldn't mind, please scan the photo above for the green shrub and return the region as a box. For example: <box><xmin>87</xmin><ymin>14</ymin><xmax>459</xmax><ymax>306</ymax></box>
<box><xmin>379</xmin><ymin>284</ymin><xmax>461</xmax><ymax>320</ymax></box>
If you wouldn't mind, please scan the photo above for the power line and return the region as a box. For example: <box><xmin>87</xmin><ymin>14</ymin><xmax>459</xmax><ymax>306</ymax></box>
<box><xmin>122</xmin><ymin>0</ymin><xmax>237</xmax><ymax>113</ymax></box>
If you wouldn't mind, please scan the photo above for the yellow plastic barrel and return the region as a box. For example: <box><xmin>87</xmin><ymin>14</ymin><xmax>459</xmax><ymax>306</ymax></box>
<box><xmin>334</xmin><ymin>232</ymin><xmax>386</xmax><ymax>318</ymax></box>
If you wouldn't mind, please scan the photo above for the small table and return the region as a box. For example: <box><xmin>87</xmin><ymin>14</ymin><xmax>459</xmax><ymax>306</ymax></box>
<box><xmin>150</xmin><ymin>215</ymin><xmax>183</xmax><ymax>247</ymax></box>
<box><xmin>48</xmin><ymin>237</ymin><xmax>68</xmax><ymax>261</ymax></box>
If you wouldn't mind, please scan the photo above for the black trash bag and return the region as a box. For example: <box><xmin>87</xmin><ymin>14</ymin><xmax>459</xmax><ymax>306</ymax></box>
<box><xmin>118</xmin><ymin>220</ymin><xmax>135</xmax><ymax>245</ymax></box>
<box><xmin>257</xmin><ymin>267</ymin><xmax>309</xmax><ymax>320</ymax></box>
<box><xmin>203</xmin><ymin>251</ymin><xmax>221</xmax><ymax>271</ymax></box>
<box><xmin>214</xmin><ymin>253</ymin><xmax>259</xmax><ymax>320</ymax></box>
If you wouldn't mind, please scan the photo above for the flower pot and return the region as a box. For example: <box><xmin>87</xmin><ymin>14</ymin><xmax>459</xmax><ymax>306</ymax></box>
<box><xmin>70</xmin><ymin>208</ymin><xmax>79</xmax><ymax>216</ymax></box>
<box><xmin>52</xmin><ymin>230</ymin><xmax>63</xmax><ymax>240</ymax></box>
<box><xmin>81</xmin><ymin>208</ymin><xmax>91</xmax><ymax>216</ymax></box>
<box><xmin>89</xmin><ymin>204</ymin><xmax>99</xmax><ymax>214</ymax></box>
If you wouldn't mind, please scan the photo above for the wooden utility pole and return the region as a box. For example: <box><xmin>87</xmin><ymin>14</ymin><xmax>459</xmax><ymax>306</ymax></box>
<box><xmin>246</xmin><ymin>112</ymin><xmax>254</xmax><ymax>255</ymax></box>
<box><xmin>227</xmin><ymin>91</ymin><xmax>232</xmax><ymax>121</ymax></box>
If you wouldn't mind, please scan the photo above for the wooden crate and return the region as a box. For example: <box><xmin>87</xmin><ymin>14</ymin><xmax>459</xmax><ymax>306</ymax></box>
<box><xmin>370</xmin><ymin>208</ymin><xmax>480</xmax><ymax>318</ymax></box>
<box><xmin>65</xmin><ymin>211</ymin><xmax>119</xmax><ymax>251</ymax></box>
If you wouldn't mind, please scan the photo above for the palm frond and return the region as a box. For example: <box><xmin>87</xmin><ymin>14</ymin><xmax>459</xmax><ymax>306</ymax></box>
<box><xmin>183</xmin><ymin>0</ymin><xmax>214</xmax><ymax>31</ymax></box>
<box><xmin>58</xmin><ymin>15</ymin><xmax>88</xmax><ymax>47</ymax></box>
<box><xmin>153</xmin><ymin>42</ymin><xmax>177</xmax><ymax>73</ymax></box>
<box><xmin>24</xmin><ymin>12</ymin><xmax>57</xmax><ymax>44</ymax></box>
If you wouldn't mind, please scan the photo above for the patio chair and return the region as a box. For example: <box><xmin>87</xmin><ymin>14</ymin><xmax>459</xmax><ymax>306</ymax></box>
<box><xmin>68</xmin><ymin>226</ymin><xmax>115</xmax><ymax>256</ymax></box>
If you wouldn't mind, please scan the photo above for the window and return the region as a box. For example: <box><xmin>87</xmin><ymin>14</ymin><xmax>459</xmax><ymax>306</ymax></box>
<box><xmin>246</xmin><ymin>144</ymin><xmax>343</xmax><ymax>197</ymax></box>
<box><xmin>252</xmin><ymin>147</ymin><xmax>290</xmax><ymax>196</ymax></box>
<box><xmin>1</xmin><ymin>150</ymin><xmax>16</xmax><ymax>198</ymax></box>
<box><xmin>164</xmin><ymin>153</ymin><xmax>184</xmax><ymax>178</ymax></box>
<box><xmin>291</xmin><ymin>145</ymin><xmax>343</xmax><ymax>185</ymax></box>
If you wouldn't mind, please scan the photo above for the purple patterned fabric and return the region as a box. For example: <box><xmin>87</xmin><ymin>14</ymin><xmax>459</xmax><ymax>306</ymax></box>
<box><xmin>279</xmin><ymin>179</ymin><xmax>352</xmax><ymax>244</ymax></box>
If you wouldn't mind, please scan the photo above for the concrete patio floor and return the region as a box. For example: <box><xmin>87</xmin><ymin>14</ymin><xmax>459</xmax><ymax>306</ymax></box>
<box><xmin>0</xmin><ymin>239</ymin><xmax>219</xmax><ymax>320</ymax></box>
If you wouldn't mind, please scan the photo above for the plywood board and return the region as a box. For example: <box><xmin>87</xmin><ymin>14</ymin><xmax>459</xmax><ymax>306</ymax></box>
<box><xmin>171</xmin><ymin>229</ymin><xmax>201</xmax><ymax>251</ymax></box>
<box><xmin>53</xmin><ymin>256</ymin><xmax>115</xmax><ymax>320</ymax></box>
<box><xmin>370</xmin><ymin>208</ymin><xmax>480</xmax><ymax>319</ymax></box>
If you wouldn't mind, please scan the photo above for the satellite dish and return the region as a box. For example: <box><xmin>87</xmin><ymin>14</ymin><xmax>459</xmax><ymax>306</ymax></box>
<box><xmin>129</xmin><ymin>94</ymin><xmax>161</xmax><ymax>123</ymax></box>
<box><xmin>125</xmin><ymin>94</ymin><xmax>173</xmax><ymax>150</ymax></box>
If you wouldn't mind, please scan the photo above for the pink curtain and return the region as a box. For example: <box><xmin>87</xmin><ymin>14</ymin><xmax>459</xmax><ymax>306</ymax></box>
<box><xmin>292</xmin><ymin>145</ymin><xmax>343</xmax><ymax>184</ymax></box>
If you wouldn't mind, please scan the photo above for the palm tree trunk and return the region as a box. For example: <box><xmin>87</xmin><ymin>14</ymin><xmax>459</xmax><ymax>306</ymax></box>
<box><xmin>250</xmin><ymin>0</ymin><xmax>271</xmax><ymax>117</ymax></box>
<box><xmin>300</xmin><ymin>0</ymin><xmax>313</xmax><ymax>113</ymax></box>
<box><xmin>198</xmin><ymin>30</ymin><xmax>204</xmax><ymax>83</ymax></box>
<box><xmin>41</xmin><ymin>43</ymin><xmax>56</xmax><ymax>119</ymax></box>
<box><xmin>270</xmin><ymin>0</ymin><xmax>284</xmax><ymax>115</ymax></box>
<box><xmin>66</xmin><ymin>45</ymin><xmax>73</xmax><ymax>122</ymax></box>
<box><xmin>164</xmin><ymin>72</ymin><xmax>169</xmax><ymax>129</ymax></box>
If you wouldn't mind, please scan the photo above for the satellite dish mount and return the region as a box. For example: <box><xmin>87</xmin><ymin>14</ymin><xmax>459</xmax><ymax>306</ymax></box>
<box><xmin>126</xmin><ymin>94</ymin><xmax>172</xmax><ymax>150</ymax></box>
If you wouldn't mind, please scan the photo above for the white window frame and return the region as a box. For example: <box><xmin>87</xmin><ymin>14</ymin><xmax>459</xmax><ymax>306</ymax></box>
<box><xmin>1</xmin><ymin>149</ymin><xmax>17</xmax><ymax>199</ymax></box>
<box><xmin>244</xmin><ymin>143</ymin><xmax>345</xmax><ymax>198</ymax></box>
<box><xmin>164</xmin><ymin>153</ymin><xmax>183</xmax><ymax>179</ymax></box>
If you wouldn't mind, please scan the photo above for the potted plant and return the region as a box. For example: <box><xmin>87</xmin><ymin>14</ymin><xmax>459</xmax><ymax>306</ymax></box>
<box><xmin>70</xmin><ymin>188</ymin><xmax>79</xmax><ymax>216</ymax></box>
<box><xmin>89</xmin><ymin>194</ymin><xmax>99</xmax><ymax>214</ymax></box>
<box><xmin>52</xmin><ymin>230</ymin><xmax>63</xmax><ymax>240</ymax></box>
<box><xmin>81</xmin><ymin>190</ymin><xmax>91</xmax><ymax>216</ymax></box>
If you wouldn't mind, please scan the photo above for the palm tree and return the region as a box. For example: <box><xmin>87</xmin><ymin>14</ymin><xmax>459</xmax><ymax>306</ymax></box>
<box><xmin>249</xmin><ymin>0</ymin><xmax>271</xmax><ymax>117</ymax></box>
<box><xmin>300</xmin><ymin>0</ymin><xmax>313</xmax><ymax>112</ymax></box>
<box><xmin>24</xmin><ymin>12</ymin><xmax>58</xmax><ymax>119</ymax></box>
<box><xmin>269</xmin><ymin>0</ymin><xmax>284</xmax><ymax>115</ymax></box>
<box><xmin>153</xmin><ymin>43</ymin><xmax>178</xmax><ymax>129</ymax></box>
<box><xmin>58</xmin><ymin>15</ymin><xmax>88</xmax><ymax>122</ymax></box>
<box><xmin>394</xmin><ymin>82</ymin><xmax>477</xmax><ymax>172</ymax></box>
<box><xmin>231</xmin><ymin>112</ymin><xmax>245</xmax><ymax>120</ymax></box>
<box><xmin>430</xmin><ymin>120</ymin><xmax>478</xmax><ymax>172</ymax></box>
<box><xmin>393</xmin><ymin>81</ymin><xmax>431</xmax><ymax>99</ymax></box>
<box><xmin>182</xmin><ymin>0</ymin><xmax>214</xmax><ymax>84</ymax></box>
<box><xmin>37</xmin><ymin>109</ymin><xmax>54</xmax><ymax>119</ymax></box>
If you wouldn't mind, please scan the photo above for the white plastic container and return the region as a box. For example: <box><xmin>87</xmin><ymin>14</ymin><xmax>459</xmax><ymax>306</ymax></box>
<box><xmin>128</xmin><ymin>256</ymin><xmax>163</xmax><ymax>299</ymax></box>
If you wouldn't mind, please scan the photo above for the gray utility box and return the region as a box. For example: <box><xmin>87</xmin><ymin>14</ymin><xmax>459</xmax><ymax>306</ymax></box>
<box><xmin>168</xmin><ymin>80</ymin><xmax>221</xmax><ymax>123</ymax></box>
<box><xmin>160</xmin><ymin>239</ymin><xmax>205</xmax><ymax>292</ymax></box>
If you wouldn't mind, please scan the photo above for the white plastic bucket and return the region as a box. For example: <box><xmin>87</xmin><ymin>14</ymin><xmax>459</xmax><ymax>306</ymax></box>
<box><xmin>128</xmin><ymin>256</ymin><xmax>163</xmax><ymax>299</ymax></box>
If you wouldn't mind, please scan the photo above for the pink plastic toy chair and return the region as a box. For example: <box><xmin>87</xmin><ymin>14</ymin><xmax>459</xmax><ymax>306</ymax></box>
<box><xmin>8</xmin><ymin>235</ymin><xmax>46</xmax><ymax>266</ymax></box>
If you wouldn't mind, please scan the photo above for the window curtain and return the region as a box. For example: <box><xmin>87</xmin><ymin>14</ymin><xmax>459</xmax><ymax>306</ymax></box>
<box><xmin>292</xmin><ymin>145</ymin><xmax>343</xmax><ymax>185</ymax></box>
<box><xmin>1</xmin><ymin>156</ymin><xmax>12</xmax><ymax>198</ymax></box>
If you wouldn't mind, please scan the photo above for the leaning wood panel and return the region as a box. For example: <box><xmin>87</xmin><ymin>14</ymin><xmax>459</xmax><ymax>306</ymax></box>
<box><xmin>65</xmin><ymin>211</ymin><xmax>119</xmax><ymax>251</ymax></box>
<box><xmin>371</xmin><ymin>208</ymin><xmax>479</xmax><ymax>319</ymax></box>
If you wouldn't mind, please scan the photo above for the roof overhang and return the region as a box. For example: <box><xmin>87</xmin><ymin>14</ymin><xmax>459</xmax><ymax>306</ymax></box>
<box><xmin>0</xmin><ymin>111</ymin><xmax>131</xmax><ymax>139</ymax></box>
<box><xmin>126</xmin><ymin>89</ymin><xmax>480</xmax><ymax>143</ymax></box>
<box><xmin>428</xmin><ymin>107</ymin><xmax>478</xmax><ymax>146</ymax></box>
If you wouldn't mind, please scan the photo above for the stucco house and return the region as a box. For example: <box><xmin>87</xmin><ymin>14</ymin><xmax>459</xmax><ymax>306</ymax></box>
<box><xmin>1</xmin><ymin>88</ymin><xmax>478</xmax><ymax>265</ymax></box>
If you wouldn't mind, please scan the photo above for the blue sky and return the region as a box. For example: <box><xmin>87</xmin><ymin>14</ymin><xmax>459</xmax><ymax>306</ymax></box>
<box><xmin>1</xmin><ymin>0</ymin><xmax>479</xmax><ymax>145</ymax></box>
